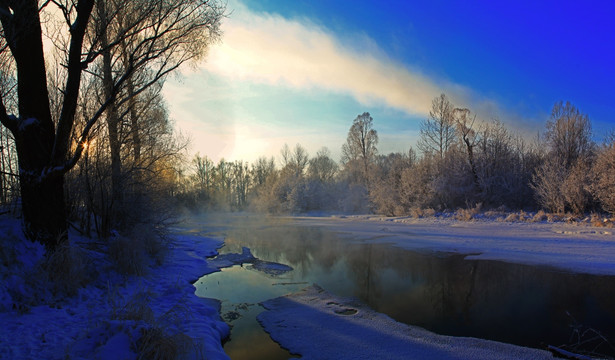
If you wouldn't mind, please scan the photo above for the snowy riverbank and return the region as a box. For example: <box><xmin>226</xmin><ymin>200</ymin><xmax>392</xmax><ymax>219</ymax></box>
<box><xmin>3</xmin><ymin>213</ymin><xmax>614</xmax><ymax>359</ymax></box>
<box><xmin>0</xmin><ymin>217</ymin><xmax>230</xmax><ymax>359</ymax></box>
<box><xmin>258</xmin><ymin>285</ymin><xmax>557</xmax><ymax>360</ymax></box>
<box><xmin>288</xmin><ymin>214</ymin><xmax>615</xmax><ymax>275</ymax></box>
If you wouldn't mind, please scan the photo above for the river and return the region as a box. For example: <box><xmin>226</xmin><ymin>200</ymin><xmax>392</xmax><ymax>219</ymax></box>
<box><xmin>186</xmin><ymin>214</ymin><xmax>615</xmax><ymax>359</ymax></box>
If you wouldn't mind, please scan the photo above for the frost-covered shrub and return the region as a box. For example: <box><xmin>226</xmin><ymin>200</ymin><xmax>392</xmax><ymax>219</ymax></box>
<box><xmin>108</xmin><ymin>223</ymin><xmax>170</xmax><ymax>275</ymax></box>
<box><xmin>339</xmin><ymin>184</ymin><xmax>369</xmax><ymax>214</ymax></box>
<box><xmin>109</xmin><ymin>288</ymin><xmax>155</xmax><ymax>323</ymax></box>
<box><xmin>398</xmin><ymin>160</ymin><xmax>436</xmax><ymax>210</ymax></box>
<box><xmin>138</xmin><ymin>326</ymin><xmax>194</xmax><ymax>360</ymax></box>
<box><xmin>562</xmin><ymin>159</ymin><xmax>593</xmax><ymax>215</ymax></box>
<box><xmin>408</xmin><ymin>207</ymin><xmax>436</xmax><ymax>218</ymax></box>
<box><xmin>370</xmin><ymin>178</ymin><xmax>398</xmax><ymax>216</ymax></box>
<box><xmin>133</xmin><ymin>224</ymin><xmax>168</xmax><ymax>266</ymax></box>
<box><xmin>531</xmin><ymin>159</ymin><xmax>567</xmax><ymax>214</ymax></box>
<box><xmin>41</xmin><ymin>242</ymin><xmax>92</xmax><ymax>296</ymax></box>
<box><xmin>531</xmin><ymin>210</ymin><xmax>548</xmax><ymax>222</ymax></box>
<box><xmin>432</xmin><ymin>150</ymin><xmax>477</xmax><ymax>209</ymax></box>
<box><xmin>591</xmin><ymin>144</ymin><xmax>615</xmax><ymax>215</ymax></box>
<box><xmin>106</xmin><ymin>287</ymin><xmax>196</xmax><ymax>360</ymax></box>
<box><xmin>454</xmin><ymin>203</ymin><xmax>482</xmax><ymax>221</ymax></box>
<box><xmin>504</xmin><ymin>211</ymin><xmax>528</xmax><ymax>222</ymax></box>
<box><xmin>109</xmin><ymin>235</ymin><xmax>149</xmax><ymax>276</ymax></box>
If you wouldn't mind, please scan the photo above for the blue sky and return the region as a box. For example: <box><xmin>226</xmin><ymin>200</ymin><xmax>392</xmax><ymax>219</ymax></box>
<box><xmin>164</xmin><ymin>0</ymin><xmax>615</xmax><ymax>164</ymax></box>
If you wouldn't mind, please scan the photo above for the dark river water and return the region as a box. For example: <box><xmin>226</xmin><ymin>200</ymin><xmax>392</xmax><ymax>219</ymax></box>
<box><xmin>189</xmin><ymin>215</ymin><xmax>615</xmax><ymax>359</ymax></box>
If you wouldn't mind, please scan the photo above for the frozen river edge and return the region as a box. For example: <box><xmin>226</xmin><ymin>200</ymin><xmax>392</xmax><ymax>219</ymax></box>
<box><xmin>250</xmin><ymin>214</ymin><xmax>615</xmax><ymax>359</ymax></box>
<box><xmin>287</xmin><ymin>215</ymin><xmax>615</xmax><ymax>276</ymax></box>
<box><xmin>258</xmin><ymin>284</ymin><xmax>557</xmax><ymax>360</ymax></box>
<box><xmin>4</xmin><ymin>214</ymin><xmax>613</xmax><ymax>359</ymax></box>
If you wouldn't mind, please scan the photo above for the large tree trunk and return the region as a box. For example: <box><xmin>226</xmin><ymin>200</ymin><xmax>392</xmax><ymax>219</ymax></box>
<box><xmin>19</xmin><ymin>165</ymin><xmax>66</xmax><ymax>248</ymax></box>
<box><xmin>6</xmin><ymin>1</ymin><xmax>68</xmax><ymax>247</ymax></box>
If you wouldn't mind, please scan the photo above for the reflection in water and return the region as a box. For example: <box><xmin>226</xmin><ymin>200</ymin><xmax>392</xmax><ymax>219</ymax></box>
<box><xmin>191</xmin><ymin>215</ymin><xmax>615</xmax><ymax>359</ymax></box>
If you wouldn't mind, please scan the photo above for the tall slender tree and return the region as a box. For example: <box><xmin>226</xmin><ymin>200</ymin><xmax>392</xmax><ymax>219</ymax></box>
<box><xmin>341</xmin><ymin>112</ymin><xmax>378</xmax><ymax>187</ymax></box>
<box><xmin>418</xmin><ymin>94</ymin><xmax>456</xmax><ymax>159</ymax></box>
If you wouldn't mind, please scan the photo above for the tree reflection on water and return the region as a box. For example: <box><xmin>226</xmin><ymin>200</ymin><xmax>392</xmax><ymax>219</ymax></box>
<box><xmin>194</xmin><ymin>214</ymin><xmax>615</xmax><ymax>357</ymax></box>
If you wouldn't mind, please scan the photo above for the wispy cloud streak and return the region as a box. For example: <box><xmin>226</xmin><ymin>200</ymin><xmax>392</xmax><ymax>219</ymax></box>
<box><xmin>206</xmin><ymin>3</ymin><xmax>458</xmax><ymax>117</ymax></box>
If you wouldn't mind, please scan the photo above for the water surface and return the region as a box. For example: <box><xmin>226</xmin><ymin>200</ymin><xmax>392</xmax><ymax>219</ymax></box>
<box><xmin>191</xmin><ymin>215</ymin><xmax>615</xmax><ymax>359</ymax></box>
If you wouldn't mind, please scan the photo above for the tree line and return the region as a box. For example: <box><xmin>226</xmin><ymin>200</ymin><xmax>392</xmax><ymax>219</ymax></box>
<box><xmin>0</xmin><ymin>1</ymin><xmax>613</xmax><ymax>253</ymax></box>
<box><xmin>177</xmin><ymin>96</ymin><xmax>615</xmax><ymax>217</ymax></box>
<box><xmin>0</xmin><ymin>0</ymin><xmax>225</xmax><ymax>250</ymax></box>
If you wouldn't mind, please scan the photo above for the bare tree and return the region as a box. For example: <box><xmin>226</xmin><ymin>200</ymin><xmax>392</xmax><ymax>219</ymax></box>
<box><xmin>532</xmin><ymin>159</ymin><xmax>567</xmax><ymax>213</ymax></box>
<box><xmin>562</xmin><ymin>160</ymin><xmax>592</xmax><ymax>215</ymax></box>
<box><xmin>545</xmin><ymin>101</ymin><xmax>593</xmax><ymax>169</ymax></box>
<box><xmin>0</xmin><ymin>0</ymin><xmax>224</xmax><ymax>247</ymax></box>
<box><xmin>591</xmin><ymin>137</ymin><xmax>615</xmax><ymax>215</ymax></box>
<box><xmin>454</xmin><ymin>108</ymin><xmax>481</xmax><ymax>195</ymax></box>
<box><xmin>418</xmin><ymin>94</ymin><xmax>456</xmax><ymax>159</ymax></box>
<box><xmin>341</xmin><ymin>112</ymin><xmax>378</xmax><ymax>187</ymax></box>
<box><xmin>280</xmin><ymin>143</ymin><xmax>309</xmax><ymax>176</ymax></box>
<box><xmin>533</xmin><ymin>101</ymin><xmax>594</xmax><ymax>214</ymax></box>
<box><xmin>308</xmin><ymin>147</ymin><xmax>338</xmax><ymax>183</ymax></box>
<box><xmin>192</xmin><ymin>153</ymin><xmax>215</xmax><ymax>201</ymax></box>
<box><xmin>251</xmin><ymin>156</ymin><xmax>276</xmax><ymax>188</ymax></box>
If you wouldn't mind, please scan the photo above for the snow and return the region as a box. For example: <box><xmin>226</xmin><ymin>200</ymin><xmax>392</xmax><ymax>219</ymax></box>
<box><xmin>0</xmin><ymin>216</ymin><xmax>231</xmax><ymax>360</ymax></box>
<box><xmin>258</xmin><ymin>284</ymin><xmax>557</xmax><ymax>359</ymax></box>
<box><xmin>2</xmin><ymin>212</ymin><xmax>614</xmax><ymax>359</ymax></box>
<box><xmin>18</xmin><ymin>117</ymin><xmax>39</xmax><ymax>132</ymax></box>
<box><xmin>289</xmin><ymin>215</ymin><xmax>615</xmax><ymax>275</ymax></box>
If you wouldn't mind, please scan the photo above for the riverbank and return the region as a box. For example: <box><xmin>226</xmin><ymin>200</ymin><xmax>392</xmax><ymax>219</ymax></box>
<box><xmin>3</xmin><ymin>212</ymin><xmax>614</xmax><ymax>359</ymax></box>
<box><xmin>0</xmin><ymin>216</ymin><xmax>230</xmax><ymax>359</ymax></box>
<box><xmin>259</xmin><ymin>285</ymin><xmax>558</xmax><ymax>360</ymax></box>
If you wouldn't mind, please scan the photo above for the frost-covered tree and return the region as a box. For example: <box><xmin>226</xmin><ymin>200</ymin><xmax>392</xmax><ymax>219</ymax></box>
<box><xmin>341</xmin><ymin>112</ymin><xmax>378</xmax><ymax>187</ymax></box>
<box><xmin>545</xmin><ymin>101</ymin><xmax>593</xmax><ymax>169</ymax></box>
<box><xmin>192</xmin><ymin>154</ymin><xmax>215</xmax><ymax>201</ymax></box>
<box><xmin>532</xmin><ymin>101</ymin><xmax>594</xmax><ymax>214</ymax></box>
<box><xmin>251</xmin><ymin>156</ymin><xmax>276</xmax><ymax>188</ymax></box>
<box><xmin>454</xmin><ymin>108</ymin><xmax>481</xmax><ymax>196</ymax></box>
<box><xmin>591</xmin><ymin>136</ymin><xmax>615</xmax><ymax>215</ymax></box>
<box><xmin>474</xmin><ymin>120</ymin><xmax>533</xmax><ymax>208</ymax></box>
<box><xmin>370</xmin><ymin>150</ymin><xmax>415</xmax><ymax>216</ymax></box>
<box><xmin>418</xmin><ymin>94</ymin><xmax>456</xmax><ymax>159</ymax></box>
<box><xmin>308</xmin><ymin>147</ymin><xmax>338</xmax><ymax>183</ymax></box>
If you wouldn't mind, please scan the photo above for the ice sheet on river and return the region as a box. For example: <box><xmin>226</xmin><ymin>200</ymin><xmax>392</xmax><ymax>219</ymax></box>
<box><xmin>208</xmin><ymin>246</ymin><xmax>293</xmax><ymax>276</ymax></box>
<box><xmin>258</xmin><ymin>285</ymin><xmax>557</xmax><ymax>360</ymax></box>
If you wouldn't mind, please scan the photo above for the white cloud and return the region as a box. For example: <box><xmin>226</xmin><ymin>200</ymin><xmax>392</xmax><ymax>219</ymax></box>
<box><xmin>205</xmin><ymin>2</ymin><xmax>461</xmax><ymax>118</ymax></box>
<box><xmin>166</xmin><ymin>1</ymin><xmax>541</xmax><ymax>164</ymax></box>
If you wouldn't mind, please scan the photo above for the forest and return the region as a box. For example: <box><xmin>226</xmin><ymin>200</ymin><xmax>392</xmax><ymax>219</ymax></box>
<box><xmin>173</xmin><ymin>96</ymin><xmax>615</xmax><ymax>221</ymax></box>
<box><xmin>0</xmin><ymin>1</ymin><xmax>614</xmax><ymax>359</ymax></box>
<box><xmin>0</xmin><ymin>2</ymin><xmax>613</xmax><ymax>253</ymax></box>
<box><xmin>2</xmin><ymin>81</ymin><xmax>615</xmax><ymax>248</ymax></box>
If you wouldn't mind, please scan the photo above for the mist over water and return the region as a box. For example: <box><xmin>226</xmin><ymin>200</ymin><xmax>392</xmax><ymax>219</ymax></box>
<box><xmin>190</xmin><ymin>214</ymin><xmax>615</xmax><ymax>359</ymax></box>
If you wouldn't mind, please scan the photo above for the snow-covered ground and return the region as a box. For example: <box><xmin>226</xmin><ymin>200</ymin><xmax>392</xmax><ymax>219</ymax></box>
<box><xmin>0</xmin><ymin>216</ymin><xmax>230</xmax><ymax>360</ymax></box>
<box><xmin>258</xmin><ymin>285</ymin><xmax>557</xmax><ymax>360</ymax></box>
<box><xmin>2</xmin><ymin>213</ymin><xmax>614</xmax><ymax>359</ymax></box>
<box><xmin>289</xmin><ymin>215</ymin><xmax>615</xmax><ymax>275</ymax></box>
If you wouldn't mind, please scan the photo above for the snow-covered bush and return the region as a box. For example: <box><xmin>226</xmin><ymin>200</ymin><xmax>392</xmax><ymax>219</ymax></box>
<box><xmin>109</xmin><ymin>235</ymin><xmax>149</xmax><ymax>276</ymax></box>
<box><xmin>531</xmin><ymin>159</ymin><xmax>567</xmax><ymax>214</ymax></box>
<box><xmin>531</xmin><ymin>210</ymin><xmax>548</xmax><ymax>222</ymax></box>
<box><xmin>591</xmin><ymin>142</ymin><xmax>615</xmax><ymax>215</ymax></box>
<box><xmin>108</xmin><ymin>224</ymin><xmax>169</xmax><ymax>275</ymax></box>
<box><xmin>338</xmin><ymin>184</ymin><xmax>370</xmax><ymax>214</ymax></box>
<box><xmin>40</xmin><ymin>241</ymin><xmax>92</xmax><ymax>296</ymax></box>
<box><xmin>455</xmin><ymin>203</ymin><xmax>482</xmax><ymax>221</ymax></box>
